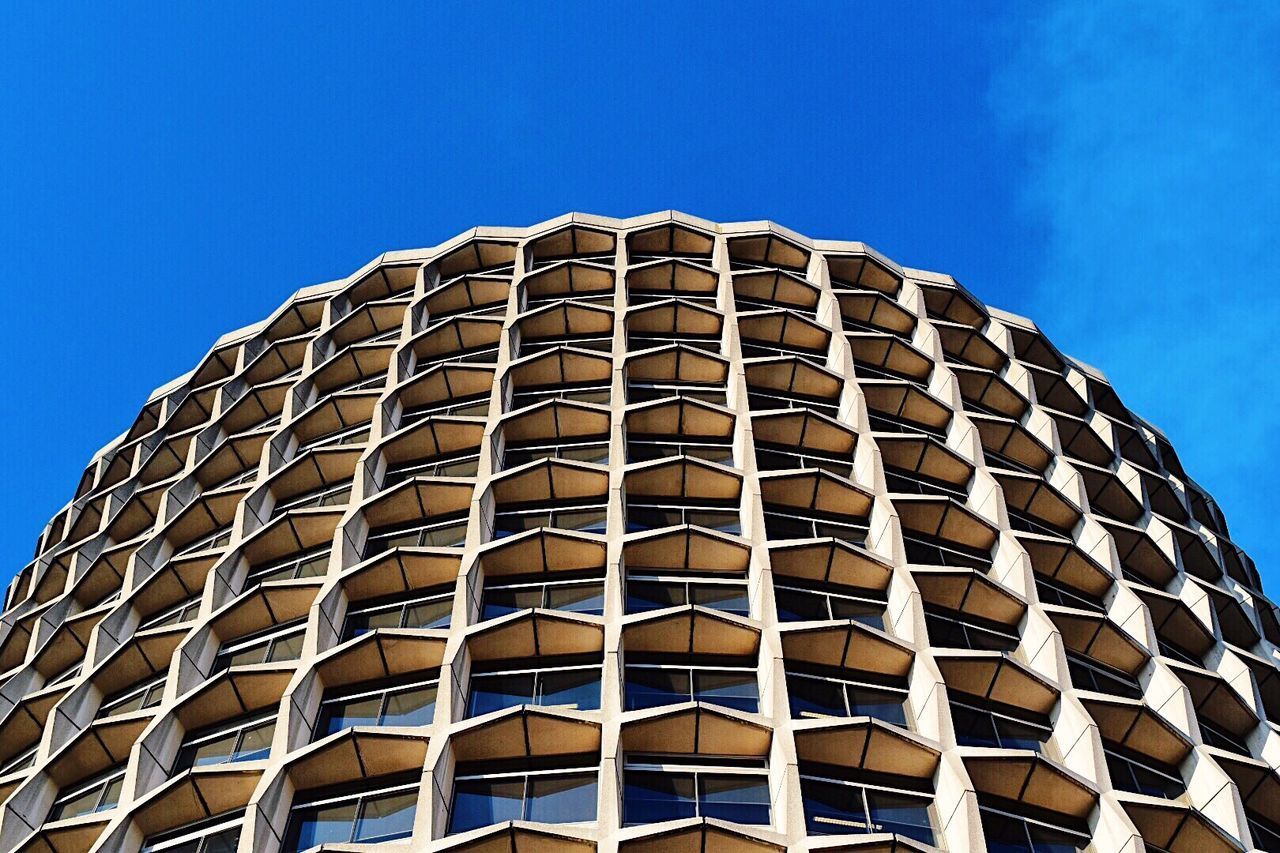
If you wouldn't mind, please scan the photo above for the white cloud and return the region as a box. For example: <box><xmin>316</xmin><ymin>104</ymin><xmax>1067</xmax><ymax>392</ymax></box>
<box><xmin>990</xmin><ymin>2</ymin><xmax>1280</xmax><ymax>570</ymax></box>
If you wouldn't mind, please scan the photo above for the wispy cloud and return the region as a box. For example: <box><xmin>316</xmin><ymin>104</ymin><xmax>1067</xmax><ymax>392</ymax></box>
<box><xmin>990</xmin><ymin>2</ymin><xmax>1280</xmax><ymax>575</ymax></box>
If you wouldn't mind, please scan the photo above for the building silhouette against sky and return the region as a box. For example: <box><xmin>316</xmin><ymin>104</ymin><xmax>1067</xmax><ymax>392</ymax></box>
<box><xmin>0</xmin><ymin>212</ymin><xmax>1276</xmax><ymax>852</ymax></box>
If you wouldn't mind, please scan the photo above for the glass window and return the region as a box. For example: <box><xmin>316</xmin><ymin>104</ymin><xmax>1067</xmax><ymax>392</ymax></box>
<box><xmin>176</xmin><ymin>713</ymin><xmax>275</xmax><ymax>770</ymax></box>
<box><xmin>99</xmin><ymin>671</ymin><xmax>168</xmax><ymax>717</ymax></box>
<box><xmin>274</xmin><ymin>481</ymin><xmax>353</xmax><ymax>516</ymax></box>
<box><xmin>140</xmin><ymin>595</ymin><xmax>202</xmax><ymax>630</ymax></box>
<box><xmin>48</xmin><ymin>766</ymin><xmax>126</xmax><ymax>821</ymax></box>
<box><xmin>925</xmin><ymin>608</ymin><xmax>1019</xmax><ymax>652</ymax></box>
<box><xmin>212</xmin><ymin>621</ymin><xmax>306</xmax><ymax>673</ymax></box>
<box><xmin>801</xmin><ymin>776</ymin><xmax>935</xmax><ymax>843</ymax></box>
<box><xmin>1104</xmin><ymin>746</ymin><xmax>1186</xmax><ymax>799</ymax></box>
<box><xmin>775</xmin><ymin>585</ymin><xmax>885</xmax><ymax>628</ymax></box>
<box><xmin>318</xmin><ymin>676</ymin><xmax>438</xmax><ymax>736</ymax></box>
<box><xmin>754</xmin><ymin>445</ymin><xmax>853</xmax><ymax>478</ymax></box>
<box><xmin>980</xmin><ymin>803</ymin><xmax>1089</xmax><ymax>852</ymax></box>
<box><xmin>343</xmin><ymin>588</ymin><xmax>453</xmax><ymax>638</ymax></box>
<box><xmin>904</xmin><ymin>534</ymin><xmax>992</xmax><ymax>569</ymax></box>
<box><xmin>1064</xmin><ymin>651</ymin><xmax>1142</xmax><ymax>699</ymax></box>
<box><xmin>468</xmin><ymin>662</ymin><xmax>601</xmax><ymax>716</ymax></box>
<box><xmin>624</xmin><ymin>756</ymin><xmax>770</xmax><ymax>826</ymax></box>
<box><xmin>625</xmin><ymin>575</ymin><xmax>749</xmax><ymax>616</ymax></box>
<box><xmin>762</xmin><ymin>509</ymin><xmax>868</xmax><ymax>545</ymax></box>
<box><xmin>365</xmin><ymin>517</ymin><xmax>469</xmax><ymax>555</ymax></box>
<box><xmin>385</xmin><ymin>453</ymin><xmax>481</xmax><ymax>484</ymax></box>
<box><xmin>481</xmin><ymin>577</ymin><xmax>605</xmax><ymax>619</ymax></box>
<box><xmin>626</xmin><ymin>503</ymin><xmax>741</xmax><ymax>535</ymax></box>
<box><xmin>627</xmin><ymin>383</ymin><xmax>728</xmax><ymax>407</ymax></box>
<box><xmin>244</xmin><ymin>547</ymin><xmax>330</xmax><ymax>589</ymax></box>
<box><xmin>627</xmin><ymin>438</ymin><xmax>734</xmax><ymax>467</ymax></box>
<box><xmin>786</xmin><ymin>671</ymin><xmax>909</xmax><ymax>727</ymax></box>
<box><xmin>450</xmin><ymin>767</ymin><xmax>597</xmax><ymax>834</ymax></box>
<box><xmin>0</xmin><ymin>745</ymin><xmax>37</xmax><ymax>776</ymax></box>
<box><xmin>493</xmin><ymin>504</ymin><xmax>608</xmax><ymax>538</ymax></box>
<box><xmin>951</xmin><ymin>700</ymin><xmax>1052</xmax><ymax>752</ymax></box>
<box><xmin>286</xmin><ymin>778</ymin><xmax>419</xmax><ymax>851</ymax></box>
<box><xmin>625</xmin><ymin>664</ymin><xmax>758</xmax><ymax>713</ymax></box>
<box><xmin>141</xmin><ymin>812</ymin><xmax>243</xmax><ymax>853</ymax></box>
<box><xmin>504</xmin><ymin>441</ymin><xmax>610</xmax><ymax>469</ymax></box>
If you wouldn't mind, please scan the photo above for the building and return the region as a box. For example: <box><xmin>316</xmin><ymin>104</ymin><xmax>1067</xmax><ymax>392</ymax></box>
<box><xmin>0</xmin><ymin>211</ymin><xmax>1277</xmax><ymax>853</ymax></box>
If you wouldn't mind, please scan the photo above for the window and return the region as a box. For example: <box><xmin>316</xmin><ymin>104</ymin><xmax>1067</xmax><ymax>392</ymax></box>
<box><xmin>176</xmin><ymin>713</ymin><xmax>274</xmax><ymax>770</ymax></box>
<box><xmin>0</xmin><ymin>745</ymin><xmax>37</xmax><ymax>776</ymax></box>
<box><xmin>625</xmin><ymin>663</ymin><xmax>758</xmax><ymax>713</ymax></box>
<box><xmin>481</xmin><ymin>576</ymin><xmax>605</xmax><ymax>619</ymax></box>
<box><xmin>48</xmin><ymin>765</ymin><xmax>125</xmax><ymax>821</ymax></box>
<box><xmin>244</xmin><ymin>547</ymin><xmax>330</xmax><ymax>590</ymax></box>
<box><xmin>212</xmin><ymin>621</ymin><xmax>306</xmax><ymax>672</ymax></box>
<box><xmin>883</xmin><ymin>467</ymin><xmax>968</xmax><ymax>500</ymax></box>
<box><xmin>627</xmin><ymin>383</ymin><xmax>727</xmax><ymax>407</ymax></box>
<box><xmin>493</xmin><ymin>502</ymin><xmax>608</xmax><ymax>539</ymax></box>
<box><xmin>1198</xmin><ymin>717</ymin><xmax>1250</xmax><ymax>754</ymax></box>
<box><xmin>400</xmin><ymin>394</ymin><xmax>490</xmax><ymax>426</ymax></box>
<box><xmin>139</xmin><ymin>595</ymin><xmax>202</xmax><ymax>630</ymax></box>
<box><xmin>45</xmin><ymin>659</ymin><xmax>83</xmax><ymax>686</ymax></box>
<box><xmin>787</xmin><ymin>671</ymin><xmax>909</xmax><ymax>726</ymax></box>
<box><xmin>297</xmin><ymin>422</ymin><xmax>371</xmax><ymax>453</ymax></box>
<box><xmin>1008</xmin><ymin>507</ymin><xmax>1071</xmax><ymax>539</ymax></box>
<box><xmin>468</xmin><ymin>659</ymin><xmax>601</xmax><ymax>716</ymax></box>
<box><xmin>273</xmin><ymin>480</ymin><xmax>353</xmax><ymax>516</ymax></box>
<box><xmin>1034</xmin><ymin>576</ymin><xmax>1105</xmax><ymax>613</ymax></box>
<box><xmin>951</xmin><ymin>699</ymin><xmax>1052</xmax><ymax>752</ymax></box>
<box><xmin>626</xmin><ymin>573</ymin><xmax>748</xmax><ymax>616</ymax></box>
<box><xmin>285</xmin><ymin>776</ymin><xmax>418</xmax><ymax>851</ymax></box>
<box><xmin>624</xmin><ymin>755</ymin><xmax>770</xmax><ymax>826</ymax></box>
<box><xmin>746</xmin><ymin>390</ymin><xmax>838</xmax><ymax>419</ymax></box>
<box><xmin>762</xmin><ymin>508</ymin><xmax>868</xmax><ymax>544</ymax></box>
<box><xmin>1103</xmin><ymin>746</ymin><xmax>1184</xmax><ymax>798</ymax></box>
<box><xmin>504</xmin><ymin>440</ymin><xmax>609</xmax><ymax>469</ymax></box>
<box><xmin>343</xmin><ymin>588</ymin><xmax>453</xmax><ymax>638</ymax></box>
<box><xmin>754</xmin><ymin>444</ymin><xmax>853</xmax><ymax>478</ymax></box>
<box><xmin>450</xmin><ymin>761</ymin><xmax>597</xmax><ymax>833</ymax></box>
<box><xmin>904</xmin><ymin>534</ymin><xmax>992</xmax><ymax>569</ymax></box>
<box><xmin>141</xmin><ymin>813</ymin><xmax>243</xmax><ymax>853</ymax></box>
<box><xmin>511</xmin><ymin>382</ymin><xmax>611</xmax><ymax>409</ymax></box>
<box><xmin>801</xmin><ymin>774</ymin><xmax>935</xmax><ymax>843</ymax></box>
<box><xmin>924</xmin><ymin>607</ymin><xmax>1019</xmax><ymax>652</ymax></box>
<box><xmin>365</xmin><ymin>516</ymin><xmax>469</xmax><ymax>555</ymax></box>
<box><xmin>626</xmin><ymin>503</ymin><xmax>741</xmax><ymax>535</ymax></box>
<box><xmin>99</xmin><ymin>671</ymin><xmax>167</xmax><ymax>717</ymax></box>
<box><xmin>980</xmin><ymin>802</ymin><xmax>1089</xmax><ymax>852</ymax></box>
<box><xmin>520</xmin><ymin>334</ymin><xmax>612</xmax><ymax>356</ymax></box>
<box><xmin>175</xmin><ymin>525</ymin><xmax>233</xmax><ymax>558</ymax></box>
<box><xmin>775</xmin><ymin>584</ymin><xmax>885</xmax><ymax>629</ymax></box>
<box><xmin>1065</xmin><ymin>651</ymin><xmax>1142</xmax><ymax>699</ymax></box>
<box><xmin>385</xmin><ymin>453</ymin><xmax>481</xmax><ymax>484</ymax></box>
<box><xmin>317</xmin><ymin>676</ymin><xmax>438</xmax><ymax>736</ymax></box>
<box><xmin>1155</xmin><ymin>636</ymin><xmax>1204</xmax><ymax>667</ymax></box>
<box><xmin>627</xmin><ymin>437</ymin><xmax>733</xmax><ymax>466</ymax></box>
<box><xmin>866</xmin><ymin>411</ymin><xmax>946</xmax><ymax>440</ymax></box>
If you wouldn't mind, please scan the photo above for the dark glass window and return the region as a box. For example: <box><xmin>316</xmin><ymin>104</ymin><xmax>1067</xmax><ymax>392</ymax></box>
<box><xmin>980</xmin><ymin>803</ymin><xmax>1089</xmax><ymax>852</ymax></box>
<box><xmin>951</xmin><ymin>700</ymin><xmax>1051</xmax><ymax>752</ymax></box>
<box><xmin>925</xmin><ymin>607</ymin><xmax>1019</xmax><ymax>652</ymax></box>
<box><xmin>625</xmin><ymin>664</ymin><xmax>758</xmax><ymax>713</ymax></box>
<box><xmin>787</xmin><ymin>672</ymin><xmax>909</xmax><ymax>726</ymax></box>
<box><xmin>285</xmin><ymin>778</ymin><xmax>418</xmax><ymax>851</ymax></box>
<box><xmin>450</xmin><ymin>765</ymin><xmax>597</xmax><ymax>834</ymax></box>
<box><xmin>468</xmin><ymin>661</ymin><xmax>601</xmax><ymax>716</ymax></box>
<box><xmin>625</xmin><ymin>574</ymin><xmax>748</xmax><ymax>616</ymax></box>
<box><xmin>1064</xmin><ymin>651</ymin><xmax>1142</xmax><ymax>699</ymax></box>
<box><xmin>343</xmin><ymin>588</ymin><xmax>453</xmax><ymax>638</ymax></box>
<box><xmin>800</xmin><ymin>775</ymin><xmax>935</xmax><ymax>843</ymax></box>
<box><xmin>1103</xmin><ymin>746</ymin><xmax>1184</xmax><ymax>798</ymax></box>
<box><xmin>318</xmin><ymin>676</ymin><xmax>438</xmax><ymax>736</ymax></box>
<box><xmin>624</xmin><ymin>756</ymin><xmax>770</xmax><ymax>826</ymax></box>
<box><xmin>482</xmin><ymin>576</ymin><xmax>606</xmax><ymax>619</ymax></box>
<box><xmin>175</xmin><ymin>713</ymin><xmax>274</xmax><ymax>770</ymax></box>
<box><xmin>774</xmin><ymin>584</ymin><xmax>885</xmax><ymax>629</ymax></box>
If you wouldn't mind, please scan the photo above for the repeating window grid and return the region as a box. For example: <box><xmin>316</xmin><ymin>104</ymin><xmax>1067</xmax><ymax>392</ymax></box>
<box><xmin>0</xmin><ymin>220</ymin><xmax>1276</xmax><ymax>853</ymax></box>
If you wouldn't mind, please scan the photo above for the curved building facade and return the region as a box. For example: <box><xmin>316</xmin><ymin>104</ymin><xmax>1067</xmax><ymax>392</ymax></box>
<box><xmin>0</xmin><ymin>211</ymin><xmax>1277</xmax><ymax>853</ymax></box>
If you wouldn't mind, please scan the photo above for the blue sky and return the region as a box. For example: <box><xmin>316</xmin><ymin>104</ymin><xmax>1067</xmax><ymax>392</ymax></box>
<box><xmin>0</xmin><ymin>2</ymin><xmax>1276</xmax><ymax>588</ymax></box>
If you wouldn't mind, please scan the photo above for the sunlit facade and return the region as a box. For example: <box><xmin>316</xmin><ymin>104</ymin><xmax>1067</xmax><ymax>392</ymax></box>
<box><xmin>0</xmin><ymin>211</ymin><xmax>1277</xmax><ymax>852</ymax></box>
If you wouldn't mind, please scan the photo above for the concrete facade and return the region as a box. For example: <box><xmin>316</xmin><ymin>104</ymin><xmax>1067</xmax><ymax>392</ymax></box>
<box><xmin>0</xmin><ymin>211</ymin><xmax>1277</xmax><ymax>852</ymax></box>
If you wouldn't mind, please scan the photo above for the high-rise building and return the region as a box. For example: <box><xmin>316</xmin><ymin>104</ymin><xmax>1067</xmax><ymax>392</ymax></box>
<box><xmin>0</xmin><ymin>211</ymin><xmax>1276</xmax><ymax>853</ymax></box>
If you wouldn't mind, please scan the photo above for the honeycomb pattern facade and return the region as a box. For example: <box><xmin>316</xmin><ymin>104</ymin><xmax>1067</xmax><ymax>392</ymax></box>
<box><xmin>0</xmin><ymin>211</ymin><xmax>1278</xmax><ymax>853</ymax></box>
